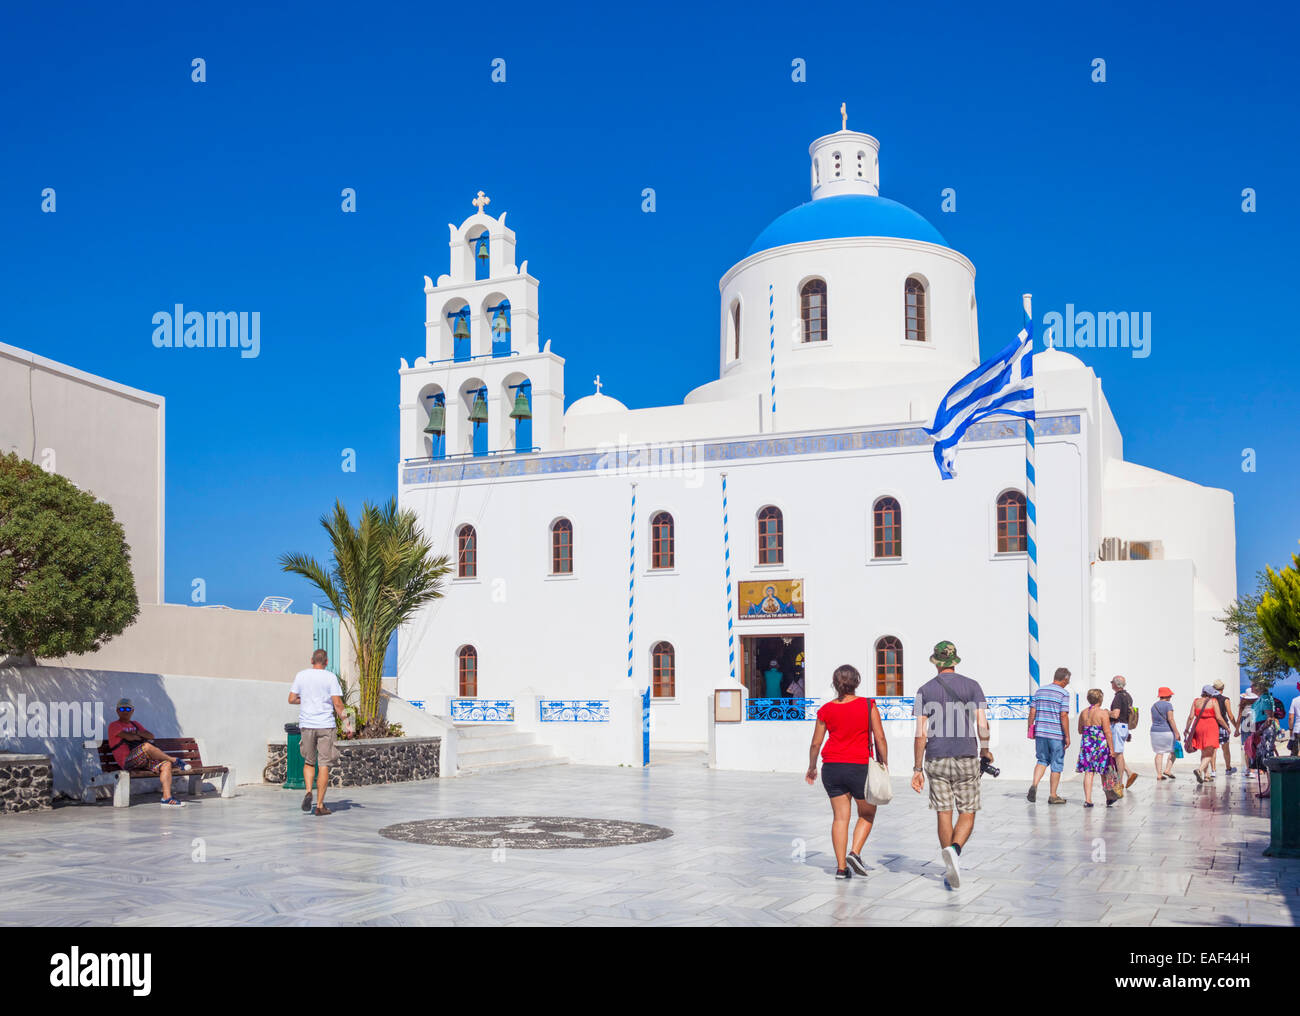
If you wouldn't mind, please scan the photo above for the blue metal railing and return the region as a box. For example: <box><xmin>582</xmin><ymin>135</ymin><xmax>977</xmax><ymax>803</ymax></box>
<box><xmin>747</xmin><ymin>697</ymin><xmax>818</xmax><ymax>721</ymax></box>
<box><xmin>403</xmin><ymin>447</ymin><xmax>541</xmax><ymax>464</ymax></box>
<box><xmin>423</xmin><ymin>350</ymin><xmax>521</xmax><ymax>367</ymax></box>
<box><xmin>744</xmin><ymin>694</ymin><xmax>1035</xmax><ymax>722</ymax></box>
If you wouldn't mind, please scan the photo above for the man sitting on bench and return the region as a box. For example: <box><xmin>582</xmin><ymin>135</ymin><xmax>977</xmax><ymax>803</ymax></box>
<box><xmin>107</xmin><ymin>698</ymin><xmax>189</xmax><ymax>808</ymax></box>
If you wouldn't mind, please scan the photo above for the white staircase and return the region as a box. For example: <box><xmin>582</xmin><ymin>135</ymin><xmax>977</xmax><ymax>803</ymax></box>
<box><xmin>454</xmin><ymin>725</ymin><xmax>568</xmax><ymax>776</ymax></box>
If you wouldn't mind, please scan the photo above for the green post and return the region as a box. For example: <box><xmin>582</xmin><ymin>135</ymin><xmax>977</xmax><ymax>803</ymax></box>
<box><xmin>1264</xmin><ymin>757</ymin><xmax>1300</xmax><ymax>858</ymax></box>
<box><xmin>283</xmin><ymin>722</ymin><xmax>312</xmax><ymax>791</ymax></box>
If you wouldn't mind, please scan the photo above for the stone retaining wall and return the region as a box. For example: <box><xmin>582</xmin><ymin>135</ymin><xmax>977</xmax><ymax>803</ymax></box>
<box><xmin>264</xmin><ymin>736</ymin><xmax>440</xmax><ymax>786</ymax></box>
<box><xmin>0</xmin><ymin>753</ymin><xmax>54</xmax><ymax>814</ymax></box>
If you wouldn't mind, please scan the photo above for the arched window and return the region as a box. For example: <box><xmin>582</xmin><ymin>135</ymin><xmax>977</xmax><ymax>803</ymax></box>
<box><xmin>813</xmin><ymin>158</ymin><xmax>820</xmax><ymax>185</ymax></box>
<box><xmin>997</xmin><ymin>491</ymin><xmax>1028</xmax><ymax>553</ymax></box>
<box><xmin>551</xmin><ymin>518</ymin><xmax>574</xmax><ymax>574</ymax></box>
<box><xmin>872</xmin><ymin>497</ymin><xmax>902</xmax><ymax>558</ymax></box>
<box><xmin>457</xmin><ymin>524</ymin><xmax>477</xmax><ymax>578</ymax></box>
<box><xmin>905</xmin><ymin>277</ymin><xmax>927</xmax><ymax>342</ymax></box>
<box><xmin>652</xmin><ymin>641</ymin><xmax>675</xmax><ymax>698</ymax></box>
<box><xmin>457</xmin><ymin>645</ymin><xmax>478</xmax><ymax>697</ymax></box>
<box><xmin>731</xmin><ymin>301</ymin><xmax>741</xmax><ymax>361</ymax></box>
<box><xmin>800</xmin><ymin>280</ymin><xmax>827</xmax><ymax>343</ymax></box>
<box><xmin>651</xmin><ymin>512</ymin><xmax>674</xmax><ymax>569</ymax></box>
<box><xmin>757</xmin><ymin>506</ymin><xmax>784</xmax><ymax>565</ymax></box>
<box><xmin>875</xmin><ymin>636</ymin><xmax>903</xmax><ymax>696</ymax></box>
<box><xmin>472</xmin><ymin>232</ymin><xmax>490</xmax><ymax>282</ymax></box>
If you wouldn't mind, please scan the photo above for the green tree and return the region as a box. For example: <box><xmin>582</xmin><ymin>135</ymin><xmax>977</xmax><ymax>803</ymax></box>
<box><xmin>1259</xmin><ymin>547</ymin><xmax>1300</xmax><ymax>673</ymax></box>
<box><xmin>281</xmin><ymin>498</ymin><xmax>450</xmax><ymax>734</ymax></box>
<box><xmin>0</xmin><ymin>452</ymin><xmax>139</xmax><ymax>660</ymax></box>
<box><xmin>1217</xmin><ymin>569</ymin><xmax>1292</xmax><ymax>690</ymax></box>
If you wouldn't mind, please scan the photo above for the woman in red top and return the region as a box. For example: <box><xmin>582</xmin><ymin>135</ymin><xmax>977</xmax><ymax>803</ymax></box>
<box><xmin>806</xmin><ymin>664</ymin><xmax>888</xmax><ymax>880</ymax></box>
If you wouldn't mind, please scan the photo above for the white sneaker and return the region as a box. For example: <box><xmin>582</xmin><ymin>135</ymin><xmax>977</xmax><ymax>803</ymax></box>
<box><xmin>941</xmin><ymin>845</ymin><xmax>961</xmax><ymax>888</ymax></box>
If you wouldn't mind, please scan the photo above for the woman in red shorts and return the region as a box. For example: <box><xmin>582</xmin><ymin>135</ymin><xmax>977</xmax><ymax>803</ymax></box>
<box><xmin>805</xmin><ymin>664</ymin><xmax>888</xmax><ymax>880</ymax></box>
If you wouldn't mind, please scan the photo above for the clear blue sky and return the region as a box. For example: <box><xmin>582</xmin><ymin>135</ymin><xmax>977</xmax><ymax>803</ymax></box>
<box><xmin>1</xmin><ymin>1</ymin><xmax>1296</xmax><ymax>681</ymax></box>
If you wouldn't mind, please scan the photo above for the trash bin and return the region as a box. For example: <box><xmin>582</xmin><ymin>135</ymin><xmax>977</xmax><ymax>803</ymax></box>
<box><xmin>283</xmin><ymin>722</ymin><xmax>310</xmax><ymax>791</ymax></box>
<box><xmin>1264</xmin><ymin>757</ymin><xmax>1300</xmax><ymax>857</ymax></box>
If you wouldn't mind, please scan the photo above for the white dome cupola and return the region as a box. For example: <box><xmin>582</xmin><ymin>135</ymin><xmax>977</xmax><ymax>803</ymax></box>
<box><xmin>809</xmin><ymin>103</ymin><xmax>880</xmax><ymax>200</ymax></box>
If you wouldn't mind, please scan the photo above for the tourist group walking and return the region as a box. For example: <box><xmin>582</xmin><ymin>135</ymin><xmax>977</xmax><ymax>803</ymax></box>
<box><xmin>803</xmin><ymin>642</ymin><xmax>1290</xmax><ymax>886</ymax></box>
<box><xmin>806</xmin><ymin>639</ymin><xmax>992</xmax><ymax>888</ymax></box>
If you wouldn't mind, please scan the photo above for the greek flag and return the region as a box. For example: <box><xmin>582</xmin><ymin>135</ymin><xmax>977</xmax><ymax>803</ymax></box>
<box><xmin>925</xmin><ymin>316</ymin><xmax>1035</xmax><ymax>480</ymax></box>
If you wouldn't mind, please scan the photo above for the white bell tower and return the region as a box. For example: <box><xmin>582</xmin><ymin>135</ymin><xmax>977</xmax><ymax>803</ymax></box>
<box><xmin>809</xmin><ymin>103</ymin><xmax>880</xmax><ymax>200</ymax></box>
<box><xmin>398</xmin><ymin>191</ymin><xmax>565</xmax><ymax>464</ymax></box>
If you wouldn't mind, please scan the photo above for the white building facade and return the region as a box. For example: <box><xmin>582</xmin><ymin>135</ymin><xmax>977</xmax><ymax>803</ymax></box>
<box><xmin>396</xmin><ymin>119</ymin><xmax>1237</xmax><ymax>773</ymax></box>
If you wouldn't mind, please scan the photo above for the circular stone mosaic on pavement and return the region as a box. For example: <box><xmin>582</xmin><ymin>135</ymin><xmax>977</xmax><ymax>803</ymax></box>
<box><xmin>378</xmin><ymin>816</ymin><xmax>673</xmax><ymax>850</ymax></box>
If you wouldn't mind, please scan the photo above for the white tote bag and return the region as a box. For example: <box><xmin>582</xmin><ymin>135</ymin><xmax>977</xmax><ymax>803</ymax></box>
<box><xmin>865</xmin><ymin>699</ymin><xmax>893</xmax><ymax>805</ymax></box>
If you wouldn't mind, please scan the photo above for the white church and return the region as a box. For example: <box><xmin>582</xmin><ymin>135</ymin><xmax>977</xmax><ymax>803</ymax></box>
<box><xmin>396</xmin><ymin>112</ymin><xmax>1237</xmax><ymax>770</ymax></box>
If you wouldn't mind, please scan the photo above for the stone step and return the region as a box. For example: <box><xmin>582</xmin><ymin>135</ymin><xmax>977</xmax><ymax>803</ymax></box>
<box><xmin>451</xmin><ymin>730</ymin><xmax>540</xmax><ymax>751</ymax></box>
<box><xmin>453</xmin><ymin>724</ymin><xmax>531</xmax><ymax>740</ymax></box>
<box><xmin>457</xmin><ymin>756</ymin><xmax>570</xmax><ymax>776</ymax></box>
<box><xmin>456</xmin><ymin>743</ymin><xmax>557</xmax><ymax>766</ymax></box>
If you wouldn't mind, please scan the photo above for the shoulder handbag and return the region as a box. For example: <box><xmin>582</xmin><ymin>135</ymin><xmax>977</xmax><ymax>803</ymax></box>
<box><xmin>865</xmin><ymin>699</ymin><xmax>893</xmax><ymax>805</ymax></box>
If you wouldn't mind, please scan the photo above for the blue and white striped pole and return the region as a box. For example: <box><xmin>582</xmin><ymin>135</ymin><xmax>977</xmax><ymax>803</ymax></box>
<box><xmin>722</xmin><ymin>472</ymin><xmax>736</xmax><ymax>685</ymax></box>
<box><xmin>768</xmin><ymin>284</ymin><xmax>776</xmax><ymax>431</ymax></box>
<box><xmin>1023</xmin><ymin>293</ymin><xmax>1039</xmax><ymax>692</ymax></box>
<box><xmin>628</xmin><ymin>482</ymin><xmax>637</xmax><ymax>686</ymax></box>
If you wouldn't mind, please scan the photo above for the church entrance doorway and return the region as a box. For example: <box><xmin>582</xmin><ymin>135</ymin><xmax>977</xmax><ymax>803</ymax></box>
<box><xmin>741</xmin><ymin>634</ymin><xmax>805</xmax><ymax>700</ymax></box>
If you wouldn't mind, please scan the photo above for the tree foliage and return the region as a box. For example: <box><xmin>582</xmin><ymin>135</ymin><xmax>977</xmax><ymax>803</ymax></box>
<box><xmin>1217</xmin><ymin>569</ymin><xmax>1293</xmax><ymax>690</ymax></box>
<box><xmin>281</xmin><ymin>498</ymin><xmax>450</xmax><ymax>733</ymax></box>
<box><xmin>1259</xmin><ymin>547</ymin><xmax>1300</xmax><ymax>673</ymax></box>
<box><xmin>0</xmin><ymin>452</ymin><xmax>140</xmax><ymax>660</ymax></box>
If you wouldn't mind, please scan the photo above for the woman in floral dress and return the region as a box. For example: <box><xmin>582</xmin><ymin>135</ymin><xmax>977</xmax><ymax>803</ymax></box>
<box><xmin>1076</xmin><ymin>688</ymin><xmax>1116</xmax><ymax>807</ymax></box>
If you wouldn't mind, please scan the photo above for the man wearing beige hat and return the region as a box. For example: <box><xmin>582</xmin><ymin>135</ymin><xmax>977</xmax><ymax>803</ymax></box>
<box><xmin>1108</xmin><ymin>676</ymin><xmax>1139</xmax><ymax>790</ymax></box>
<box><xmin>1210</xmin><ymin>679</ymin><xmax>1238</xmax><ymax>775</ymax></box>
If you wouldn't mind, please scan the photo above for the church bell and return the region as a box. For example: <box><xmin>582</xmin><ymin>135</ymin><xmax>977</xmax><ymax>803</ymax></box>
<box><xmin>423</xmin><ymin>401</ymin><xmax>445</xmax><ymax>434</ymax></box>
<box><xmin>508</xmin><ymin>389</ymin><xmax>531</xmax><ymax>420</ymax></box>
<box><xmin>475</xmin><ymin>237</ymin><xmax>489</xmax><ymax>261</ymax></box>
<box><xmin>468</xmin><ymin>391</ymin><xmax>489</xmax><ymax>423</ymax></box>
<box><xmin>453</xmin><ymin>315</ymin><xmax>470</xmax><ymax>339</ymax></box>
<box><xmin>493</xmin><ymin>312</ymin><xmax>510</xmax><ymax>334</ymax></box>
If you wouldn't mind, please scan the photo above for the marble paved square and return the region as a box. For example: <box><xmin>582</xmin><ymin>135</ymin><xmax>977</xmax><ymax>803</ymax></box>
<box><xmin>0</xmin><ymin>755</ymin><xmax>1293</xmax><ymax>927</ymax></box>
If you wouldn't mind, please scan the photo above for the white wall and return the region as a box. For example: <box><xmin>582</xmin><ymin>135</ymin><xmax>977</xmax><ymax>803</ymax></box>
<box><xmin>399</xmin><ymin>423</ymin><xmax>1089</xmax><ymax>749</ymax></box>
<box><xmin>1093</xmin><ymin>559</ymin><xmax>1196</xmax><ymax>766</ymax></box>
<box><xmin>0</xmin><ymin>666</ymin><xmax>301</xmax><ymax>797</ymax></box>
<box><xmin>44</xmin><ymin>604</ymin><xmax>314</xmax><ymax>683</ymax></box>
<box><xmin>0</xmin><ymin>341</ymin><xmax>164</xmax><ymax>604</ymax></box>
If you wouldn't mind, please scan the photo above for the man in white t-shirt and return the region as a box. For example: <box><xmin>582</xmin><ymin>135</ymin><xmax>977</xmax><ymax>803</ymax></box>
<box><xmin>1288</xmin><ymin>685</ymin><xmax>1300</xmax><ymax>757</ymax></box>
<box><xmin>288</xmin><ymin>650</ymin><xmax>345</xmax><ymax>816</ymax></box>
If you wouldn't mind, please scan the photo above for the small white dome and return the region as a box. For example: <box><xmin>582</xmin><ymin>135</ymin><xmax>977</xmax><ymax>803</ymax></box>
<box><xmin>1036</xmin><ymin>346</ymin><xmax>1087</xmax><ymax>372</ymax></box>
<box><xmin>566</xmin><ymin>392</ymin><xmax>628</xmax><ymax>417</ymax></box>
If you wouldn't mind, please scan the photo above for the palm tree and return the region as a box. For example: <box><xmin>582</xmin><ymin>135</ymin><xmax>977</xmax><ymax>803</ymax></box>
<box><xmin>281</xmin><ymin>498</ymin><xmax>451</xmax><ymax>734</ymax></box>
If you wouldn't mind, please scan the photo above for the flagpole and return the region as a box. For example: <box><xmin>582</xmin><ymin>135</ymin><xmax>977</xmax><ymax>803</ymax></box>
<box><xmin>722</xmin><ymin>472</ymin><xmax>736</xmax><ymax>686</ymax></box>
<box><xmin>628</xmin><ymin>481</ymin><xmax>637</xmax><ymax>686</ymax></box>
<box><xmin>1023</xmin><ymin>293</ymin><xmax>1039</xmax><ymax>695</ymax></box>
<box><xmin>768</xmin><ymin>284</ymin><xmax>776</xmax><ymax>433</ymax></box>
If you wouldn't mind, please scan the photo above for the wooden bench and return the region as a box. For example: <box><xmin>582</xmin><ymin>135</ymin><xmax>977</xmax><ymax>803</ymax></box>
<box><xmin>83</xmin><ymin>738</ymin><xmax>236</xmax><ymax>807</ymax></box>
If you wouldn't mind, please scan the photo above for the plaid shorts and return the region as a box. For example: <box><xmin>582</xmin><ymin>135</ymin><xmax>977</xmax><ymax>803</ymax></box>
<box><xmin>925</xmin><ymin>756</ymin><xmax>981</xmax><ymax>813</ymax></box>
<box><xmin>124</xmin><ymin>743</ymin><xmax>168</xmax><ymax>773</ymax></box>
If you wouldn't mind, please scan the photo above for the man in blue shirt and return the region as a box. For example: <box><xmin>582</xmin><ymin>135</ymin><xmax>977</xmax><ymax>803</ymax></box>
<box><xmin>1027</xmin><ymin>667</ymin><xmax>1072</xmax><ymax>804</ymax></box>
<box><xmin>763</xmin><ymin>661</ymin><xmax>784</xmax><ymax>698</ymax></box>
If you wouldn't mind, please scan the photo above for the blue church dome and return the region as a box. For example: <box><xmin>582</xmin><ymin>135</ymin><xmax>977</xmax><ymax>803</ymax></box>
<box><xmin>746</xmin><ymin>194</ymin><xmax>947</xmax><ymax>257</ymax></box>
